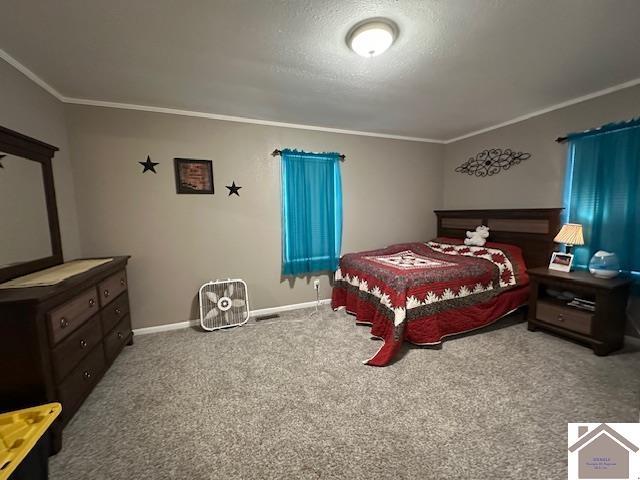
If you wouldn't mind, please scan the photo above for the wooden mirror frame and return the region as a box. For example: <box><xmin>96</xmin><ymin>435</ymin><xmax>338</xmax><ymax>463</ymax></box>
<box><xmin>0</xmin><ymin>125</ymin><xmax>62</xmax><ymax>283</ymax></box>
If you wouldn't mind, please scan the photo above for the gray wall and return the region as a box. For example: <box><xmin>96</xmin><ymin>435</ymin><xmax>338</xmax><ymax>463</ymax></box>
<box><xmin>443</xmin><ymin>84</ymin><xmax>640</xmax><ymax>209</ymax></box>
<box><xmin>4</xmin><ymin>53</ymin><xmax>638</xmax><ymax>335</ymax></box>
<box><xmin>65</xmin><ymin>105</ymin><xmax>444</xmax><ymax>329</ymax></box>
<box><xmin>442</xmin><ymin>84</ymin><xmax>640</xmax><ymax>337</ymax></box>
<box><xmin>0</xmin><ymin>58</ymin><xmax>81</xmax><ymax>260</ymax></box>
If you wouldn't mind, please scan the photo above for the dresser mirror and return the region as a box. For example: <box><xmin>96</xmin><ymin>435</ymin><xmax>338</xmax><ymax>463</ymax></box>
<box><xmin>0</xmin><ymin>126</ymin><xmax>62</xmax><ymax>283</ymax></box>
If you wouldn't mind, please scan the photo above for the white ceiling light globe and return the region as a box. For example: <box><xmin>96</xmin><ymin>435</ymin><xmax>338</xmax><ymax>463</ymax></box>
<box><xmin>348</xmin><ymin>19</ymin><xmax>397</xmax><ymax>58</ymax></box>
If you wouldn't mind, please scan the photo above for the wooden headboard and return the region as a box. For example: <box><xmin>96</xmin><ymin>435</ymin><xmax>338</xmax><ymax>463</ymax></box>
<box><xmin>434</xmin><ymin>208</ymin><xmax>563</xmax><ymax>269</ymax></box>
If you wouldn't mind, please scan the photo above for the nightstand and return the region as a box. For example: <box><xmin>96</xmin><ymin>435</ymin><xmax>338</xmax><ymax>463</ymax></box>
<box><xmin>527</xmin><ymin>267</ymin><xmax>631</xmax><ymax>355</ymax></box>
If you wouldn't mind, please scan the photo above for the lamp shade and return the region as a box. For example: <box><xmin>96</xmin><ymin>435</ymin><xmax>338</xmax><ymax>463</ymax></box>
<box><xmin>554</xmin><ymin>223</ymin><xmax>585</xmax><ymax>246</ymax></box>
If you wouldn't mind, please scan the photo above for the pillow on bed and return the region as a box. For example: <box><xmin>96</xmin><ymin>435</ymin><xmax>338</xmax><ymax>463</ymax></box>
<box><xmin>433</xmin><ymin>236</ymin><xmax>528</xmax><ymax>281</ymax></box>
<box><xmin>434</xmin><ymin>236</ymin><xmax>523</xmax><ymax>253</ymax></box>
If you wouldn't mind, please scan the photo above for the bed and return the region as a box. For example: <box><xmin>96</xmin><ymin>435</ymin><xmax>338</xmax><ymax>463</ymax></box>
<box><xmin>331</xmin><ymin>208</ymin><xmax>562</xmax><ymax>366</ymax></box>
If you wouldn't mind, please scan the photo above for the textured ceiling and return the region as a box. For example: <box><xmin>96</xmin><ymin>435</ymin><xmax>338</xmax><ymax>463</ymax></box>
<box><xmin>1</xmin><ymin>0</ymin><xmax>640</xmax><ymax>141</ymax></box>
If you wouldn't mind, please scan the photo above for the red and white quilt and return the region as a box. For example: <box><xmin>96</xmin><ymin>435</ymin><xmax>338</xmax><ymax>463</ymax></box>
<box><xmin>331</xmin><ymin>238</ymin><xmax>529</xmax><ymax>366</ymax></box>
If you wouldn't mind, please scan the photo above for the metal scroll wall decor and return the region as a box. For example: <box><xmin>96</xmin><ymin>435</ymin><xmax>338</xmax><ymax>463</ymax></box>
<box><xmin>455</xmin><ymin>148</ymin><xmax>531</xmax><ymax>177</ymax></box>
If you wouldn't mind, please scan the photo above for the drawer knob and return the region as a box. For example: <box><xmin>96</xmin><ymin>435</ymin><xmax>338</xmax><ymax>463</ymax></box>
<box><xmin>80</xmin><ymin>339</ymin><xmax>87</xmax><ymax>349</ymax></box>
<box><xmin>89</xmin><ymin>298</ymin><xmax>95</xmax><ymax>307</ymax></box>
<box><xmin>120</xmin><ymin>278</ymin><xmax>126</xmax><ymax>287</ymax></box>
<box><xmin>117</xmin><ymin>331</ymin><xmax>123</xmax><ymax>340</ymax></box>
<box><xmin>115</xmin><ymin>307</ymin><xmax>121</xmax><ymax>316</ymax></box>
<box><xmin>83</xmin><ymin>371</ymin><xmax>91</xmax><ymax>380</ymax></box>
<box><xmin>60</xmin><ymin>317</ymin><xmax>68</xmax><ymax>329</ymax></box>
<box><xmin>104</xmin><ymin>289</ymin><xmax>110</xmax><ymax>298</ymax></box>
<box><xmin>558</xmin><ymin>314</ymin><xmax>565</xmax><ymax>322</ymax></box>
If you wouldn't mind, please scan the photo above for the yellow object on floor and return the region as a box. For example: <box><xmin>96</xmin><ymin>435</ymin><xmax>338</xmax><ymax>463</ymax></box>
<box><xmin>0</xmin><ymin>403</ymin><xmax>61</xmax><ymax>480</ymax></box>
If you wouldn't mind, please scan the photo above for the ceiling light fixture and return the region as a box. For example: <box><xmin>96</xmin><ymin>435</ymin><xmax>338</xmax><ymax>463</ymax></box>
<box><xmin>347</xmin><ymin>18</ymin><xmax>398</xmax><ymax>58</ymax></box>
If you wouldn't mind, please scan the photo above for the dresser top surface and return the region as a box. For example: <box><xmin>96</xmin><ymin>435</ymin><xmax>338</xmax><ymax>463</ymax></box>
<box><xmin>527</xmin><ymin>267</ymin><xmax>632</xmax><ymax>290</ymax></box>
<box><xmin>0</xmin><ymin>256</ymin><xmax>129</xmax><ymax>304</ymax></box>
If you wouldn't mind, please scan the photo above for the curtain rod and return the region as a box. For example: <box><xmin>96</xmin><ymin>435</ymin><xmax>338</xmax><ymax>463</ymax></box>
<box><xmin>556</xmin><ymin>117</ymin><xmax>640</xmax><ymax>144</ymax></box>
<box><xmin>271</xmin><ymin>149</ymin><xmax>346</xmax><ymax>160</ymax></box>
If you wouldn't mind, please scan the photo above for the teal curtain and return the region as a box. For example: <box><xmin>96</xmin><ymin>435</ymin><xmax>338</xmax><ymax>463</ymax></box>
<box><xmin>563</xmin><ymin>118</ymin><xmax>640</xmax><ymax>271</ymax></box>
<box><xmin>280</xmin><ymin>149</ymin><xmax>342</xmax><ymax>275</ymax></box>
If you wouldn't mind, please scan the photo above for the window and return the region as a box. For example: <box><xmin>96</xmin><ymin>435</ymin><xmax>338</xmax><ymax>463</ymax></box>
<box><xmin>280</xmin><ymin>149</ymin><xmax>342</xmax><ymax>275</ymax></box>
<box><xmin>563</xmin><ymin>119</ymin><xmax>640</xmax><ymax>272</ymax></box>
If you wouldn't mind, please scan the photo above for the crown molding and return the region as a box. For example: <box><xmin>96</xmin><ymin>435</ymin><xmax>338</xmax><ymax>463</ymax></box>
<box><xmin>62</xmin><ymin>97</ymin><xmax>444</xmax><ymax>143</ymax></box>
<box><xmin>3</xmin><ymin>48</ymin><xmax>639</xmax><ymax>145</ymax></box>
<box><xmin>443</xmin><ymin>77</ymin><xmax>640</xmax><ymax>144</ymax></box>
<box><xmin>0</xmin><ymin>48</ymin><xmax>442</xmax><ymax>143</ymax></box>
<box><xmin>0</xmin><ymin>49</ymin><xmax>65</xmax><ymax>101</ymax></box>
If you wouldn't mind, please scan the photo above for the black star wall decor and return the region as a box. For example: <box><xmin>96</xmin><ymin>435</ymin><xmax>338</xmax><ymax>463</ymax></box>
<box><xmin>226</xmin><ymin>181</ymin><xmax>242</xmax><ymax>196</ymax></box>
<box><xmin>139</xmin><ymin>155</ymin><xmax>159</xmax><ymax>173</ymax></box>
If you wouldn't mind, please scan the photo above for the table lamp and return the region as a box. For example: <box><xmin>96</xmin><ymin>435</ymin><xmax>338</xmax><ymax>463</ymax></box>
<box><xmin>554</xmin><ymin>223</ymin><xmax>584</xmax><ymax>254</ymax></box>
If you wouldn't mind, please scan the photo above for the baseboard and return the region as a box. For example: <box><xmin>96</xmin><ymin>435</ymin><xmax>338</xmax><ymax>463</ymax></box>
<box><xmin>132</xmin><ymin>320</ymin><xmax>199</xmax><ymax>335</ymax></box>
<box><xmin>132</xmin><ymin>298</ymin><xmax>331</xmax><ymax>336</ymax></box>
<box><xmin>250</xmin><ymin>298</ymin><xmax>331</xmax><ymax>317</ymax></box>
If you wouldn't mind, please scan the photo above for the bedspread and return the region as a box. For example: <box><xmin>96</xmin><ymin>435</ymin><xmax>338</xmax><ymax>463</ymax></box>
<box><xmin>331</xmin><ymin>238</ymin><xmax>529</xmax><ymax>366</ymax></box>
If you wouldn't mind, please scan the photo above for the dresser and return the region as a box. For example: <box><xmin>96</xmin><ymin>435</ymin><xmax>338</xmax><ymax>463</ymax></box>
<box><xmin>0</xmin><ymin>256</ymin><xmax>133</xmax><ymax>453</ymax></box>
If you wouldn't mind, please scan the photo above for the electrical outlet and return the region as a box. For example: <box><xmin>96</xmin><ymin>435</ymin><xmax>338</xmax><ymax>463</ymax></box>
<box><xmin>313</xmin><ymin>279</ymin><xmax>320</xmax><ymax>290</ymax></box>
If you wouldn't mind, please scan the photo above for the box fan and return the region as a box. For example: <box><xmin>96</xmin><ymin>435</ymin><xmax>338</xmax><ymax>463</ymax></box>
<box><xmin>199</xmin><ymin>279</ymin><xmax>250</xmax><ymax>331</ymax></box>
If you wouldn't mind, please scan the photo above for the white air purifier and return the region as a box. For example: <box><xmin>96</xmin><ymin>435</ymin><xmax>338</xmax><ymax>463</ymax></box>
<box><xmin>199</xmin><ymin>279</ymin><xmax>250</xmax><ymax>331</ymax></box>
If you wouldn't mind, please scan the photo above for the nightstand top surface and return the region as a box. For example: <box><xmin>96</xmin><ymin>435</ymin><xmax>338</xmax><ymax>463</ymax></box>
<box><xmin>527</xmin><ymin>267</ymin><xmax>632</xmax><ymax>289</ymax></box>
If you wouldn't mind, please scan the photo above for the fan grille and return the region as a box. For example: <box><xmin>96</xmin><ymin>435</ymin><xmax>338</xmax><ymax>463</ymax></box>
<box><xmin>199</xmin><ymin>279</ymin><xmax>250</xmax><ymax>331</ymax></box>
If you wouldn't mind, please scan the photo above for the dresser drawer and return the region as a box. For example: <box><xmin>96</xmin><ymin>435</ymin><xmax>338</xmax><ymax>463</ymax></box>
<box><xmin>57</xmin><ymin>344</ymin><xmax>105</xmax><ymax>420</ymax></box>
<box><xmin>537</xmin><ymin>301</ymin><xmax>593</xmax><ymax>335</ymax></box>
<box><xmin>105</xmin><ymin>315</ymin><xmax>132</xmax><ymax>364</ymax></box>
<box><xmin>48</xmin><ymin>287</ymin><xmax>99</xmax><ymax>345</ymax></box>
<box><xmin>99</xmin><ymin>270</ymin><xmax>128</xmax><ymax>306</ymax></box>
<box><xmin>101</xmin><ymin>292</ymin><xmax>130</xmax><ymax>334</ymax></box>
<box><xmin>52</xmin><ymin>312</ymin><xmax>103</xmax><ymax>383</ymax></box>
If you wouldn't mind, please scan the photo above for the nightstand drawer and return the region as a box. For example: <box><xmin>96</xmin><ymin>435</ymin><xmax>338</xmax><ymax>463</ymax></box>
<box><xmin>537</xmin><ymin>301</ymin><xmax>593</xmax><ymax>335</ymax></box>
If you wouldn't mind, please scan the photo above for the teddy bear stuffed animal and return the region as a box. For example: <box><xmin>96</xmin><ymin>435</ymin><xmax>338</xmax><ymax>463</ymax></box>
<box><xmin>464</xmin><ymin>225</ymin><xmax>490</xmax><ymax>246</ymax></box>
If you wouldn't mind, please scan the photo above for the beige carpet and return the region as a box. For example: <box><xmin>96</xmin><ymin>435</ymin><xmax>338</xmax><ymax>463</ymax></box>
<box><xmin>50</xmin><ymin>306</ymin><xmax>640</xmax><ymax>479</ymax></box>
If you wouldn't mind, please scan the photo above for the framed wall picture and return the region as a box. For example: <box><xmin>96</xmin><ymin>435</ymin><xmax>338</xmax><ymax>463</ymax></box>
<box><xmin>174</xmin><ymin>158</ymin><xmax>214</xmax><ymax>194</ymax></box>
<box><xmin>549</xmin><ymin>252</ymin><xmax>574</xmax><ymax>272</ymax></box>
